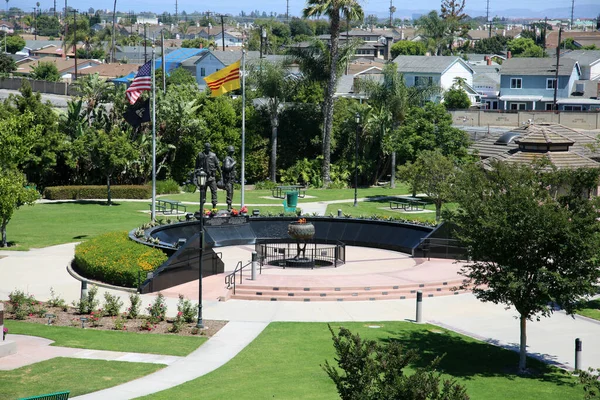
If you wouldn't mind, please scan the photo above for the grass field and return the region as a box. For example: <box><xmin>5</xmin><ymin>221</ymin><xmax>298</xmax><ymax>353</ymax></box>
<box><xmin>0</xmin><ymin>358</ymin><xmax>163</xmax><ymax>399</ymax></box>
<box><xmin>577</xmin><ymin>298</ymin><xmax>600</xmax><ymax>321</ymax></box>
<box><xmin>5</xmin><ymin>321</ymin><xmax>206</xmax><ymax>356</ymax></box>
<box><xmin>139</xmin><ymin>322</ymin><xmax>581</xmax><ymax>400</ymax></box>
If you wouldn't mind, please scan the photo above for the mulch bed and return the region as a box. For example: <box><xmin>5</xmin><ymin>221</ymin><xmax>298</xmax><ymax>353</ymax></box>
<box><xmin>2</xmin><ymin>302</ymin><xmax>227</xmax><ymax>338</ymax></box>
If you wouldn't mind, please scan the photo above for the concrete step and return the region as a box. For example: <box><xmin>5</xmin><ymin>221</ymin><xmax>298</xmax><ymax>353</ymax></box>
<box><xmin>231</xmin><ymin>289</ymin><xmax>467</xmax><ymax>302</ymax></box>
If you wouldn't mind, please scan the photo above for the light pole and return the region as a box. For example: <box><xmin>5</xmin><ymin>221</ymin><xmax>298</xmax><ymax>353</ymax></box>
<box><xmin>353</xmin><ymin>113</ymin><xmax>360</xmax><ymax>207</ymax></box>
<box><xmin>195</xmin><ymin>168</ymin><xmax>207</xmax><ymax>329</ymax></box>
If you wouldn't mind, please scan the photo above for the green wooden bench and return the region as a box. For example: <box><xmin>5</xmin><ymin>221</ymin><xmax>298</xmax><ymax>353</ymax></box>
<box><xmin>148</xmin><ymin>200</ymin><xmax>187</xmax><ymax>215</ymax></box>
<box><xmin>19</xmin><ymin>390</ymin><xmax>70</xmax><ymax>400</ymax></box>
<box><xmin>271</xmin><ymin>185</ymin><xmax>306</xmax><ymax>199</ymax></box>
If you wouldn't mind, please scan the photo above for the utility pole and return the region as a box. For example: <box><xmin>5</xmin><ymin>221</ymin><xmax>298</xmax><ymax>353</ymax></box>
<box><xmin>175</xmin><ymin>0</ymin><xmax>178</xmax><ymax>22</ymax></box>
<box><xmin>220</xmin><ymin>14</ymin><xmax>225</xmax><ymax>51</ymax></box>
<box><xmin>144</xmin><ymin>24</ymin><xmax>148</xmax><ymax>63</ymax></box>
<box><xmin>486</xmin><ymin>0</ymin><xmax>491</xmax><ymax>38</ymax></box>
<box><xmin>389</xmin><ymin>0</ymin><xmax>395</xmax><ymax>28</ymax></box>
<box><xmin>72</xmin><ymin>9</ymin><xmax>78</xmax><ymax>81</ymax></box>
<box><xmin>64</xmin><ymin>0</ymin><xmax>68</xmax><ymax>42</ymax></box>
<box><xmin>111</xmin><ymin>0</ymin><xmax>117</xmax><ymax>63</ymax></box>
<box><xmin>53</xmin><ymin>0</ymin><xmax>56</xmax><ymax>17</ymax></box>
<box><xmin>33</xmin><ymin>7</ymin><xmax>37</xmax><ymax>40</ymax></box>
<box><xmin>570</xmin><ymin>0</ymin><xmax>575</xmax><ymax>30</ymax></box>
<box><xmin>543</xmin><ymin>17</ymin><xmax>547</xmax><ymax>50</ymax></box>
<box><xmin>553</xmin><ymin>27</ymin><xmax>562</xmax><ymax>111</ymax></box>
<box><xmin>286</xmin><ymin>0</ymin><xmax>289</xmax><ymax>22</ymax></box>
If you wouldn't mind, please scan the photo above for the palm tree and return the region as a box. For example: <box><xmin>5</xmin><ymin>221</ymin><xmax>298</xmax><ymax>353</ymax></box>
<box><xmin>358</xmin><ymin>63</ymin><xmax>440</xmax><ymax>187</ymax></box>
<box><xmin>303</xmin><ymin>0</ymin><xmax>363</xmax><ymax>187</ymax></box>
<box><xmin>417</xmin><ymin>11</ymin><xmax>449</xmax><ymax>56</ymax></box>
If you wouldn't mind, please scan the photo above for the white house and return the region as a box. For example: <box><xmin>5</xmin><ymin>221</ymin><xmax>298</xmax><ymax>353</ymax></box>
<box><xmin>392</xmin><ymin>55</ymin><xmax>479</xmax><ymax>105</ymax></box>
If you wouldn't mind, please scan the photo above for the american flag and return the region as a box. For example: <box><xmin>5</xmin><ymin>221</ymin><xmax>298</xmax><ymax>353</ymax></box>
<box><xmin>126</xmin><ymin>61</ymin><xmax>152</xmax><ymax>105</ymax></box>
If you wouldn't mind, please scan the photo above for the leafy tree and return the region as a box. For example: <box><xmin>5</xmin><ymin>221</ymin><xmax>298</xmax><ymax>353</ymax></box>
<box><xmin>71</xmin><ymin>73</ymin><xmax>111</xmax><ymax>125</ymax></box>
<box><xmin>166</xmin><ymin>67</ymin><xmax>197</xmax><ymax>87</ymax></box>
<box><xmin>365</xmin><ymin>14</ymin><xmax>379</xmax><ymax>27</ymax></box>
<box><xmin>397</xmin><ymin>103</ymin><xmax>470</xmax><ymax>164</ymax></box>
<box><xmin>417</xmin><ymin>11</ymin><xmax>450</xmax><ymax>56</ymax></box>
<box><xmin>289</xmin><ymin>17</ymin><xmax>314</xmax><ymax>37</ymax></box>
<box><xmin>76</xmin><ymin>48</ymin><xmax>105</xmax><ymax>59</ymax></box>
<box><xmin>577</xmin><ymin>368</ymin><xmax>600</xmax><ymax>399</ymax></box>
<box><xmin>508</xmin><ymin>37</ymin><xmax>545</xmax><ymax>58</ymax></box>
<box><xmin>181</xmin><ymin>37</ymin><xmax>211</xmax><ymax>49</ymax></box>
<box><xmin>390</xmin><ymin>41</ymin><xmax>427</xmax><ymax>58</ymax></box>
<box><xmin>0</xmin><ymin>53</ymin><xmax>16</xmax><ymax>73</ymax></box>
<box><xmin>440</xmin><ymin>0</ymin><xmax>468</xmax><ymax>48</ymax></box>
<box><xmin>35</xmin><ymin>15</ymin><xmax>60</xmax><ymax>36</ymax></box>
<box><xmin>561</xmin><ymin>37</ymin><xmax>598</xmax><ymax>50</ymax></box>
<box><xmin>303</xmin><ymin>0</ymin><xmax>363</xmax><ymax>187</ymax></box>
<box><xmin>471</xmin><ymin>35</ymin><xmax>511</xmax><ymax>54</ymax></box>
<box><xmin>414</xmin><ymin>150</ymin><xmax>456</xmax><ymax>221</ymax></box>
<box><xmin>5</xmin><ymin>34</ymin><xmax>25</xmax><ymax>54</ymax></box>
<box><xmin>30</xmin><ymin>61</ymin><xmax>61</xmax><ymax>82</ymax></box>
<box><xmin>444</xmin><ymin>87</ymin><xmax>470</xmax><ymax>109</ymax></box>
<box><xmin>446</xmin><ymin>161</ymin><xmax>600</xmax><ymax>371</ymax></box>
<box><xmin>323</xmin><ymin>325</ymin><xmax>470</xmax><ymax>400</ymax></box>
<box><xmin>0</xmin><ymin>169</ymin><xmax>39</xmax><ymax>247</ymax></box>
<box><xmin>397</xmin><ymin>160</ymin><xmax>424</xmax><ymax>197</ymax></box>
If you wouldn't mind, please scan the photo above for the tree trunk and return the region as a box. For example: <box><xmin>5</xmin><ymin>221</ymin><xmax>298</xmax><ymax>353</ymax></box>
<box><xmin>519</xmin><ymin>315</ymin><xmax>527</xmax><ymax>371</ymax></box>
<box><xmin>107</xmin><ymin>174</ymin><xmax>112</xmax><ymax>206</ymax></box>
<box><xmin>436</xmin><ymin>200</ymin><xmax>442</xmax><ymax>222</ymax></box>
<box><xmin>322</xmin><ymin>11</ymin><xmax>341</xmax><ymax>188</ymax></box>
<box><xmin>270</xmin><ymin>116</ymin><xmax>278</xmax><ymax>182</ymax></box>
<box><xmin>1</xmin><ymin>221</ymin><xmax>7</xmax><ymax>248</ymax></box>
<box><xmin>112</xmin><ymin>0</ymin><xmax>117</xmax><ymax>63</ymax></box>
<box><xmin>390</xmin><ymin>151</ymin><xmax>396</xmax><ymax>188</ymax></box>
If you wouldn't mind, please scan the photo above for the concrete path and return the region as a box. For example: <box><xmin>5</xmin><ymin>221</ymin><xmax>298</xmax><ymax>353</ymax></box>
<box><xmin>72</xmin><ymin>321</ymin><xmax>268</xmax><ymax>400</ymax></box>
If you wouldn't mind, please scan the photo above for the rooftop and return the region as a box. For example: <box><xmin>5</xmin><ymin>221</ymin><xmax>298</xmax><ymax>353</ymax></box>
<box><xmin>392</xmin><ymin>55</ymin><xmax>471</xmax><ymax>74</ymax></box>
<box><xmin>500</xmin><ymin>57</ymin><xmax>577</xmax><ymax>76</ymax></box>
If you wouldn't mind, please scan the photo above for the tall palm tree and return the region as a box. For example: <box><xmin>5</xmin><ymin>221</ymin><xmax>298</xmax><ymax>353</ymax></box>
<box><xmin>303</xmin><ymin>0</ymin><xmax>363</xmax><ymax>187</ymax></box>
<box><xmin>111</xmin><ymin>0</ymin><xmax>117</xmax><ymax>63</ymax></box>
<box><xmin>359</xmin><ymin>63</ymin><xmax>440</xmax><ymax>187</ymax></box>
<box><xmin>417</xmin><ymin>11</ymin><xmax>449</xmax><ymax>56</ymax></box>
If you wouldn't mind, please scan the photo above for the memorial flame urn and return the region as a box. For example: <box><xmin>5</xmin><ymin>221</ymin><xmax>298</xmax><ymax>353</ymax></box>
<box><xmin>288</xmin><ymin>219</ymin><xmax>315</xmax><ymax>260</ymax></box>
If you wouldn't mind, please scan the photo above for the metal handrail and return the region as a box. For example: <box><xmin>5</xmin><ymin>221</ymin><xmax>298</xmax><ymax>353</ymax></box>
<box><xmin>225</xmin><ymin>260</ymin><xmax>253</xmax><ymax>295</ymax></box>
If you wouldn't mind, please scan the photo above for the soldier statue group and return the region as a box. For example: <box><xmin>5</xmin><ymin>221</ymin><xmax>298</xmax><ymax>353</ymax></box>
<box><xmin>195</xmin><ymin>143</ymin><xmax>237</xmax><ymax>211</ymax></box>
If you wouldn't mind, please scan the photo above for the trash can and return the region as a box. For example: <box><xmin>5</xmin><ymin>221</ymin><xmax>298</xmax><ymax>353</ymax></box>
<box><xmin>286</xmin><ymin>191</ymin><xmax>299</xmax><ymax>208</ymax></box>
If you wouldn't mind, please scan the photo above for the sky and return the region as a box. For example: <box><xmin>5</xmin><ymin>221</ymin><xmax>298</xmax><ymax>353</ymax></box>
<box><xmin>13</xmin><ymin>0</ymin><xmax>598</xmax><ymax>19</ymax></box>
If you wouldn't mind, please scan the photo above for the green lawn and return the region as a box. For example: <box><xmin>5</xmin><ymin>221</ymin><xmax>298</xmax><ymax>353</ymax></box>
<box><xmin>326</xmin><ymin>199</ymin><xmax>459</xmax><ymax>223</ymax></box>
<box><xmin>7</xmin><ymin>201</ymin><xmax>150</xmax><ymax>250</ymax></box>
<box><xmin>0</xmin><ymin>358</ymin><xmax>163</xmax><ymax>399</ymax></box>
<box><xmin>577</xmin><ymin>298</ymin><xmax>600</xmax><ymax>321</ymax></box>
<box><xmin>161</xmin><ymin>185</ymin><xmax>411</xmax><ymax>205</ymax></box>
<box><xmin>139</xmin><ymin>322</ymin><xmax>580</xmax><ymax>400</ymax></box>
<box><xmin>6</xmin><ymin>321</ymin><xmax>206</xmax><ymax>356</ymax></box>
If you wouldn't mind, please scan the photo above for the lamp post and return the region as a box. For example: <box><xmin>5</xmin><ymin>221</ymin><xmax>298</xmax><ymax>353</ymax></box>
<box><xmin>354</xmin><ymin>113</ymin><xmax>360</xmax><ymax>207</ymax></box>
<box><xmin>195</xmin><ymin>168</ymin><xmax>207</xmax><ymax>329</ymax></box>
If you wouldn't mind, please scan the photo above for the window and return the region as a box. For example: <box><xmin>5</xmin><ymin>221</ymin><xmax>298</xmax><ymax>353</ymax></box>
<box><xmin>415</xmin><ymin>76</ymin><xmax>433</xmax><ymax>86</ymax></box>
<box><xmin>200</xmin><ymin>67</ymin><xmax>206</xmax><ymax>77</ymax></box>
<box><xmin>563</xmin><ymin>105</ymin><xmax>583</xmax><ymax>111</ymax></box>
<box><xmin>510</xmin><ymin>103</ymin><xmax>527</xmax><ymax>110</ymax></box>
<box><xmin>546</xmin><ymin>78</ymin><xmax>557</xmax><ymax>90</ymax></box>
<box><xmin>510</xmin><ymin>78</ymin><xmax>522</xmax><ymax>89</ymax></box>
<box><xmin>545</xmin><ymin>103</ymin><xmax>554</xmax><ymax>111</ymax></box>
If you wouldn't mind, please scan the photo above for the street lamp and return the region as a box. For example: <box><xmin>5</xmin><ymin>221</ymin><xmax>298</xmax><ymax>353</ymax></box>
<box><xmin>195</xmin><ymin>168</ymin><xmax>207</xmax><ymax>329</ymax></box>
<box><xmin>354</xmin><ymin>113</ymin><xmax>360</xmax><ymax>207</ymax></box>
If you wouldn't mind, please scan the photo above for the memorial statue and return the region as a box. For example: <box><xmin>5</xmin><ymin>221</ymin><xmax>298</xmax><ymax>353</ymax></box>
<box><xmin>196</xmin><ymin>142</ymin><xmax>222</xmax><ymax>209</ymax></box>
<box><xmin>222</xmin><ymin>145</ymin><xmax>237</xmax><ymax>211</ymax></box>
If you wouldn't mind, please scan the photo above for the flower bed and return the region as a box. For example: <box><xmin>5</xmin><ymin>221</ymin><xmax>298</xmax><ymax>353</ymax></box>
<box><xmin>74</xmin><ymin>231</ymin><xmax>168</xmax><ymax>288</ymax></box>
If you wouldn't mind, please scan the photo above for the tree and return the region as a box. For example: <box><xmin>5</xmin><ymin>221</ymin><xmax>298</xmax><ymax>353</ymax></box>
<box><xmin>471</xmin><ymin>35</ymin><xmax>511</xmax><ymax>54</ymax></box>
<box><xmin>417</xmin><ymin>11</ymin><xmax>450</xmax><ymax>56</ymax></box>
<box><xmin>390</xmin><ymin>41</ymin><xmax>427</xmax><ymax>58</ymax></box>
<box><xmin>508</xmin><ymin>37</ymin><xmax>545</xmax><ymax>58</ymax></box>
<box><xmin>414</xmin><ymin>150</ymin><xmax>456</xmax><ymax>221</ymax></box>
<box><xmin>5</xmin><ymin>34</ymin><xmax>25</xmax><ymax>54</ymax></box>
<box><xmin>397</xmin><ymin>103</ymin><xmax>470</xmax><ymax>164</ymax></box>
<box><xmin>323</xmin><ymin>325</ymin><xmax>470</xmax><ymax>400</ymax></box>
<box><xmin>446</xmin><ymin>161</ymin><xmax>600</xmax><ymax>371</ymax></box>
<box><xmin>0</xmin><ymin>53</ymin><xmax>16</xmax><ymax>73</ymax></box>
<box><xmin>303</xmin><ymin>0</ymin><xmax>363</xmax><ymax>187</ymax></box>
<box><xmin>181</xmin><ymin>37</ymin><xmax>211</xmax><ymax>49</ymax></box>
<box><xmin>165</xmin><ymin>67</ymin><xmax>197</xmax><ymax>87</ymax></box>
<box><xmin>30</xmin><ymin>61</ymin><xmax>61</xmax><ymax>81</ymax></box>
<box><xmin>443</xmin><ymin>87</ymin><xmax>470</xmax><ymax>109</ymax></box>
<box><xmin>440</xmin><ymin>0</ymin><xmax>468</xmax><ymax>48</ymax></box>
<box><xmin>577</xmin><ymin>368</ymin><xmax>600</xmax><ymax>399</ymax></box>
<box><xmin>0</xmin><ymin>169</ymin><xmax>39</xmax><ymax>247</ymax></box>
<box><xmin>71</xmin><ymin>73</ymin><xmax>111</xmax><ymax>125</ymax></box>
<box><xmin>289</xmin><ymin>17</ymin><xmax>314</xmax><ymax>38</ymax></box>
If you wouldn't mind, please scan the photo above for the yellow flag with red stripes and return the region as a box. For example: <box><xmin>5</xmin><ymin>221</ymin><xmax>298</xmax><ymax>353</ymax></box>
<box><xmin>204</xmin><ymin>60</ymin><xmax>241</xmax><ymax>97</ymax></box>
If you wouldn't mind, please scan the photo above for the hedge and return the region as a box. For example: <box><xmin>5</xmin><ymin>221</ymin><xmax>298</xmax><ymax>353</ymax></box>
<box><xmin>44</xmin><ymin>185</ymin><xmax>151</xmax><ymax>200</ymax></box>
<box><xmin>74</xmin><ymin>231</ymin><xmax>168</xmax><ymax>288</ymax></box>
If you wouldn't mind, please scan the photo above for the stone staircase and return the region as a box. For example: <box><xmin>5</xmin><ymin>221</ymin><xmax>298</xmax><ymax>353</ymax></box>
<box><xmin>228</xmin><ymin>279</ymin><xmax>467</xmax><ymax>302</ymax></box>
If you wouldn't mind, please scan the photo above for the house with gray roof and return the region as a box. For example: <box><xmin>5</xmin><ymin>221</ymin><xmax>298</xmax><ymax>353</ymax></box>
<box><xmin>471</xmin><ymin>64</ymin><xmax>501</xmax><ymax>109</ymax></box>
<box><xmin>561</xmin><ymin>50</ymin><xmax>600</xmax><ymax>80</ymax></box>
<box><xmin>498</xmin><ymin>57</ymin><xmax>600</xmax><ymax>111</ymax></box>
<box><xmin>392</xmin><ymin>55</ymin><xmax>479</xmax><ymax>105</ymax></box>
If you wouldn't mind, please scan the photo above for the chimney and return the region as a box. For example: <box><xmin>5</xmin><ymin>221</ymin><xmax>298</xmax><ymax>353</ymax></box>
<box><xmin>507</xmin><ymin>51</ymin><xmax>512</xmax><ymax>59</ymax></box>
<box><xmin>484</xmin><ymin>55</ymin><xmax>489</xmax><ymax>62</ymax></box>
<box><xmin>487</xmin><ymin>57</ymin><xmax>492</xmax><ymax>66</ymax></box>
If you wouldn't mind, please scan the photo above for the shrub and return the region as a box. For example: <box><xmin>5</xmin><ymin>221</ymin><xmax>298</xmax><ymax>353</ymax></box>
<box><xmin>103</xmin><ymin>292</ymin><xmax>124</xmax><ymax>317</ymax></box>
<box><xmin>156</xmin><ymin>179</ymin><xmax>181</xmax><ymax>195</ymax></box>
<box><xmin>147</xmin><ymin>293</ymin><xmax>167</xmax><ymax>322</ymax></box>
<box><xmin>47</xmin><ymin>287</ymin><xmax>67</xmax><ymax>310</ymax></box>
<box><xmin>74</xmin><ymin>231</ymin><xmax>167</xmax><ymax>287</ymax></box>
<box><xmin>127</xmin><ymin>293</ymin><xmax>141</xmax><ymax>319</ymax></box>
<box><xmin>73</xmin><ymin>285</ymin><xmax>99</xmax><ymax>315</ymax></box>
<box><xmin>44</xmin><ymin>185</ymin><xmax>151</xmax><ymax>200</ymax></box>
<box><xmin>169</xmin><ymin>312</ymin><xmax>185</xmax><ymax>333</ymax></box>
<box><xmin>254</xmin><ymin>180</ymin><xmax>277</xmax><ymax>190</ymax></box>
<box><xmin>177</xmin><ymin>294</ymin><xmax>196</xmax><ymax>323</ymax></box>
<box><xmin>8</xmin><ymin>290</ymin><xmax>37</xmax><ymax>320</ymax></box>
<box><xmin>113</xmin><ymin>315</ymin><xmax>127</xmax><ymax>331</ymax></box>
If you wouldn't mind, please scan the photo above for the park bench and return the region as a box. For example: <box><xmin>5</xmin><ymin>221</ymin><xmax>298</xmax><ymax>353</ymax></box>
<box><xmin>148</xmin><ymin>199</ymin><xmax>187</xmax><ymax>215</ymax></box>
<box><xmin>271</xmin><ymin>185</ymin><xmax>307</xmax><ymax>199</ymax></box>
<box><xmin>19</xmin><ymin>390</ymin><xmax>70</xmax><ymax>400</ymax></box>
<box><xmin>389</xmin><ymin>198</ymin><xmax>426</xmax><ymax>212</ymax></box>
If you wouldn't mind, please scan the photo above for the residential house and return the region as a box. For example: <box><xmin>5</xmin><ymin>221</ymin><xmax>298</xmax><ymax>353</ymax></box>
<box><xmin>16</xmin><ymin>58</ymin><xmax>102</xmax><ymax>81</ymax></box>
<box><xmin>318</xmin><ymin>29</ymin><xmax>395</xmax><ymax>61</ymax></box>
<box><xmin>392</xmin><ymin>55</ymin><xmax>479</xmax><ymax>104</ymax></box>
<box><xmin>562</xmin><ymin>50</ymin><xmax>600</xmax><ymax>80</ymax></box>
<box><xmin>334</xmin><ymin>66</ymin><xmax>383</xmax><ymax>99</ymax></box>
<box><xmin>471</xmin><ymin>63</ymin><xmax>501</xmax><ymax>109</ymax></box>
<box><xmin>498</xmin><ymin>57</ymin><xmax>600</xmax><ymax>111</ymax></box>
<box><xmin>78</xmin><ymin>63</ymin><xmax>141</xmax><ymax>80</ymax></box>
<box><xmin>546</xmin><ymin>30</ymin><xmax>600</xmax><ymax>49</ymax></box>
<box><xmin>0</xmin><ymin>21</ymin><xmax>14</xmax><ymax>34</ymax></box>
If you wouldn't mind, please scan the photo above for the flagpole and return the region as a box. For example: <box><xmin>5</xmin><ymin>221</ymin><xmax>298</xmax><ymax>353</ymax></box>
<box><xmin>241</xmin><ymin>48</ymin><xmax>246</xmax><ymax>209</ymax></box>
<box><xmin>151</xmin><ymin>45</ymin><xmax>157</xmax><ymax>221</ymax></box>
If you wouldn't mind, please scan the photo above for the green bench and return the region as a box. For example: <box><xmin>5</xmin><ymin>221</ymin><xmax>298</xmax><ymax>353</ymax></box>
<box><xmin>390</xmin><ymin>198</ymin><xmax>426</xmax><ymax>211</ymax></box>
<box><xmin>271</xmin><ymin>185</ymin><xmax>306</xmax><ymax>199</ymax></box>
<box><xmin>19</xmin><ymin>390</ymin><xmax>70</xmax><ymax>400</ymax></box>
<box><xmin>148</xmin><ymin>199</ymin><xmax>187</xmax><ymax>215</ymax></box>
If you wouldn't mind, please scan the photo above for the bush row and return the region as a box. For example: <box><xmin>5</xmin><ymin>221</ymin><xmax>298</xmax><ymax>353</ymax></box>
<box><xmin>44</xmin><ymin>185</ymin><xmax>151</xmax><ymax>200</ymax></box>
<box><xmin>74</xmin><ymin>231</ymin><xmax>167</xmax><ymax>288</ymax></box>
<box><xmin>156</xmin><ymin>179</ymin><xmax>181</xmax><ymax>195</ymax></box>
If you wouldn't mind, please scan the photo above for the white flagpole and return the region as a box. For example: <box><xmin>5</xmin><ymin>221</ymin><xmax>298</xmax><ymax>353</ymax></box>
<box><xmin>151</xmin><ymin>45</ymin><xmax>157</xmax><ymax>221</ymax></box>
<box><xmin>241</xmin><ymin>48</ymin><xmax>246</xmax><ymax>208</ymax></box>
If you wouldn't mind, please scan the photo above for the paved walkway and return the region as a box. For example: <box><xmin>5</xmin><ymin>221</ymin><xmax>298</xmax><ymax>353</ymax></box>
<box><xmin>2</xmin><ymin>242</ymin><xmax>600</xmax><ymax>398</ymax></box>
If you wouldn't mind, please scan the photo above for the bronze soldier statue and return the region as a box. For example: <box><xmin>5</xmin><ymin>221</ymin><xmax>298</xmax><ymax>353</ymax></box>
<box><xmin>222</xmin><ymin>146</ymin><xmax>237</xmax><ymax>211</ymax></box>
<box><xmin>196</xmin><ymin>143</ymin><xmax>222</xmax><ymax>209</ymax></box>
